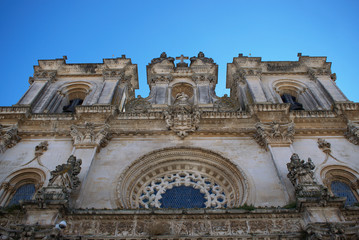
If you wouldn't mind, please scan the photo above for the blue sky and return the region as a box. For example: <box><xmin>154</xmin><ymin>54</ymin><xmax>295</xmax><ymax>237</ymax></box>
<box><xmin>1</xmin><ymin>0</ymin><xmax>359</xmax><ymax>106</ymax></box>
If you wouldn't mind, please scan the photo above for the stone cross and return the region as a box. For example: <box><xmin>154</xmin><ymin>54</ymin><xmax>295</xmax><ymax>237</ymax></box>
<box><xmin>176</xmin><ymin>54</ymin><xmax>189</xmax><ymax>63</ymax></box>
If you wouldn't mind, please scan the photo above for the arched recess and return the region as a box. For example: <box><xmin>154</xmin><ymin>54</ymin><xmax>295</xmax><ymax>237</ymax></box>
<box><xmin>273</xmin><ymin>79</ymin><xmax>321</xmax><ymax>110</ymax></box>
<box><xmin>0</xmin><ymin>168</ymin><xmax>46</xmax><ymax>206</ymax></box>
<box><xmin>116</xmin><ymin>147</ymin><xmax>249</xmax><ymax>209</ymax></box>
<box><xmin>44</xmin><ymin>81</ymin><xmax>93</xmax><ymax>113</ymax></box>
<box><xmin>321</xmin><ymin>165</ymin><xmax>359</xmax><ymax>205</ymax></box>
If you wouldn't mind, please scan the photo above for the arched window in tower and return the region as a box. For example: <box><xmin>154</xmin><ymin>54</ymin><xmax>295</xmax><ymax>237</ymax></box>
<box><xmin>330</xmin><ymin>181</ymin><xmax>358</xmax><ymax>206</ymax></box>
<box><xmin>7</xmin><ymin>183</ymin><xmax>36</xmax><ymax>206</ymax></box>
<box><xmin>281</xmin><ymin>93</ymin><xmax>304</xmax><ymax>110</ymax></box>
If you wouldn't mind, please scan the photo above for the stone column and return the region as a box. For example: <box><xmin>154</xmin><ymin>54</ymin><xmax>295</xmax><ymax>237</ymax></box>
<box><xmin>69</xmin><ymin>123</ymin><xmax>111</xmax><ymax>206</ymax></box>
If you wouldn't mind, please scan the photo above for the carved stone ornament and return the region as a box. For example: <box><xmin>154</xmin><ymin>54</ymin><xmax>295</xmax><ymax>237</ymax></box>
<box><xmin>304</xmin><ymin>222</ymin><xmax>359</xmax><ymax>240</ymax></box>
<box><xmin>35</xmin><ymin>141</ymin><xmax>49</xmax><ymax>157</ymax></box>
<box><xmin>253</xmin><ymin>121</ymin><xmax>295</xmax><ymax>149</ymax></box>
<box><xmin>21</xmin><ymin>141</ymin><xmax>49</xmax><ymax>167</ymax></box>
<box><xmin>213</xmin><ymin>94</ymin><xmax>241</xmax><ymax>112</ymax></box>
<box><xmin>190</xmin><ymin>52</ymin><xmax>214</xmax><ymax>64</ymax></box>
<box><xmin>164</xmin><ymin>93</ymin><xmax>200</xmax><ymax>139</ymax></box>
<box><xmin>33</xmin><ymin>70</ymin><xmax>57</xmax><ymax>82</ymax></box>
<box><xmin>0</xmin><ymin>223</ymin><xmax>67</xmax><ymax>240</ymax></box>
<box><xmin>103</xmin><ymin>69</ymin><xmax>125</xmax><ymax>80</ymax></box>
<box><xmin>0</xmin><ymin>125</ymin><xmax>21</xmax><ymax>153</ymax></box>
<box><xmin>287</xmin><ymin>153</ymin><xmax>329</xmax><ymax>199</ymax></box>
<box><xmin>70</xmin><ymin>123</ymin><xmax>111</xmax><ymax>151</ymax></box>
<box><xmin>36</xmin><ymin>155</ymin><xmax>82</xmax><ymax>202</ymax></box>
<box><xmin>317</xmin><ymin>138</ymin><xmax>331</xmax><ymax>154</ymax></box>
<box><xmin>151</xmin><ymin>52</ymin><xmax>175</xmax><ymax>64</ymax></box>
<box><xmin>124</xmin><ymin>97</ymin><xmax>151</xmax><ymax>113</ymax></box>
<box><xmin>149</xmin><ymin>74</ymin><xmax>173</xmax><ymax>84</ymax></box>
<box><xmin>344</xmin><ymin>121</ymin><xmax>359</xmax><ymax>145</ymax></box>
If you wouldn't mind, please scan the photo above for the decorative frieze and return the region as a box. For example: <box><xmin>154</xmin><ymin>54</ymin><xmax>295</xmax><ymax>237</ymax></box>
<box><xmin>70</xmin><ymin>123</ymin><xmax>111</xmax><ymax>150</ymax></box>
<box><xmin>253</xmin><ymin>121</ymin><xmax>295</xmax><ymax>149</ymax></box>
<box><xmin>0</xmin><ymin>125</ymin><xmax>21</xmax><ymax>153</ymax></box>
<box><xmin>344</xmin><ymin>121</ymin><xmax>359</xmax><ymax>145</ymax></box>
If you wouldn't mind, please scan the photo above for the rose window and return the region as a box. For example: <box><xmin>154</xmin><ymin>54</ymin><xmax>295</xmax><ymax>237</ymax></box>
<box><xmin>139</xmin><ymin>171</ymin><xmax>227</xmax><ymax>208</ymax></box>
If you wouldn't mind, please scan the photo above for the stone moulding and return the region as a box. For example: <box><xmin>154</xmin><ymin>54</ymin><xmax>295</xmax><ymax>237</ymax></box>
<box><xmin>116</xmin><ymin>147</ymin><xmax>249</xmax><ymax>209</ymax></box>
<box><xmin>251</xmin><ymin>103</ymin><xmax>290</xmax><ymax>113</ymax></box>
<box><xmin>75</xmin><ymin>105</ymin><xmax>118</xmax><ymax>114</ymax></box>
<box><xmin>334</xmin><ymin>102</ymin><xmax>359</xmax><ymax>111</ymax></box>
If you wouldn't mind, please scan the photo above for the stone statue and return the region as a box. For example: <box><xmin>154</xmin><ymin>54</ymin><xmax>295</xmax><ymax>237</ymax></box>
<box><xmin>287</xmin><ymin>153</ymin><xmax>329</xmax><ymax>199</ymax></box>
<box><xmin>287</xmin><ymin>153</ymin><xmax>315</xmax><ymax>185</ymax></box>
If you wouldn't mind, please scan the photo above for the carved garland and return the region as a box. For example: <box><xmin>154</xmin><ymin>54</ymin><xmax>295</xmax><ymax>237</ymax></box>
<box><xmin>116</xmin><ymin>147</ymin><xmax>249</xmax><ymax>209</ymax></box>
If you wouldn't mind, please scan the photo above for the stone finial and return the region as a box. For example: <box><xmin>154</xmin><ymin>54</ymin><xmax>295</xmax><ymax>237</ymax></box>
<box><xmin>190</xmin><ymin>51</ymin><xmax>214</xmax><ymax>64</ymax></box>
<box><xmin>253</xmin><ymin>121</ymin><xmax>295</xmax><ymax>150</ymax></box>
<box><xmin>0</xmin><ymin>125</ymin><xmax>21</xmax><ymax>153</ymax></box>
<box><xmin>150</xmin><ymin>52</ymin><xmax>175</xmax><ymax>64</ymax></box>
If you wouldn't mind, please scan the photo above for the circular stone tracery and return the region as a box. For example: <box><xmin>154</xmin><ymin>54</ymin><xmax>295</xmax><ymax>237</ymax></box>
<box><xmin>116</xmin><ymin>147</ymin><xmax>249</xmax><ymax>209</ymax></box>
<box><xmin>139</xmin><ymin>171</ymin><xmax>226</xmax><ymax>208</ymax></box>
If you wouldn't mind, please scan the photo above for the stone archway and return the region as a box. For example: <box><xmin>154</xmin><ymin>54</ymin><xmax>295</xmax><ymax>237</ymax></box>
<box><xmin>116</xmin><ymin>147</ymin><xmax>249</xmax><ymax>209</ymax></box>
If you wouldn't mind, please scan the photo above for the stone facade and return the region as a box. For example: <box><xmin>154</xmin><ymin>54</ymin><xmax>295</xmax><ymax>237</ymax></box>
<box><xmin>0</xmin><ymin>53</ymin><xmax>358</xmax><ymax>239</ymax></box>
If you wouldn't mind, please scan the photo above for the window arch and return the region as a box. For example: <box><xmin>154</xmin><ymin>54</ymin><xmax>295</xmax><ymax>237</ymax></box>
<box><xmin>273</xmin><ymin>79</ymin><xmax>322</xmax><ymax>110</ymax></box>
<box><xmin>0</xmin><ymin>168</ymin><xmax>46</xmax><ymax>207</ymax></box>
<box><xmin>43</xmin><ymin>81</ymin><xmax>92</xmax><ymax>113</ymax></box>
<box><xmin>321</xmin><ymin>165</ymin><xmax>359</xmax><ymax>206</ymax></box>
<box><xmin>116</xmin><ymin>147</ymin><xmax>249</xmax><ymax>209</ymax></box>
